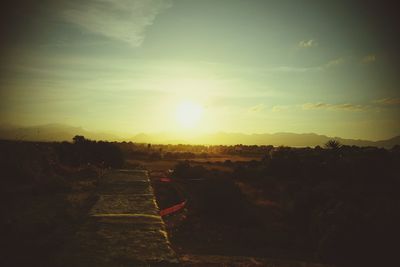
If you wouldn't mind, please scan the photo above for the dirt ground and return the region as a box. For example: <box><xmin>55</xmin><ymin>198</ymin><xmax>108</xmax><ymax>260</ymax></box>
<box><xmin>149</xmin><ymin>159</ymin><xmax>332</xmax><ymax>267</ymax></box>
<box><xmin>0</xmin><ymin>167</ymin><xmax>101</xmax><ymax>267</ymax></box>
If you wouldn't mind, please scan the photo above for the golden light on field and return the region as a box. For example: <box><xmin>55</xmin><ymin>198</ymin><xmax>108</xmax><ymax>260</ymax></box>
<box><xmin>176</xmin><ymin>101</ymin><xmax>203</xmax><ymax>129</ymax></box>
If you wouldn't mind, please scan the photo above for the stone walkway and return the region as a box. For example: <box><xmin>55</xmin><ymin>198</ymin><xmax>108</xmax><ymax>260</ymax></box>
<box><xmin>60</xmin><ymin>169</ymin><xmax>178</xmax><ymax>267</ymax></box>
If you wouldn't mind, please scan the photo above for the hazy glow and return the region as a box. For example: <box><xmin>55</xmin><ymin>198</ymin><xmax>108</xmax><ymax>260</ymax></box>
<box><xmin>0</xmin><ymin>0</ymin><xmax>399</xmax><ymax>140</ymax></box>
<box><xmin>176</xmin><ymin>101</ymin><xmax>203</xmax><ymax>129</ymax></box>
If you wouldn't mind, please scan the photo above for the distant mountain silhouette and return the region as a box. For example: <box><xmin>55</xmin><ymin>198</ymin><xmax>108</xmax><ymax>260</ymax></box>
<box><xmin>373</xmin><ymin>135</ymin><xmax>400</xmax><ymax>148</ymax></box>
<box><xmin>0</xmin><ymin>123</ymin><xmax>119</xmax><ymax>142</ymax></box>
<box><xmin>129</xmin><ymin>132</ymin><xmax>400</xmax><ymax>148</ymax></box>
<box><xmin>0</xmin><ymin>123</ymin><xmax>398</xmax><ymax>148</ymax></box>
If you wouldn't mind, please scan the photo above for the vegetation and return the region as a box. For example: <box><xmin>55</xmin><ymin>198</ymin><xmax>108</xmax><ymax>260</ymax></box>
<box><xmin>324</xmin><ymin>139</ymin><xmax>342</xmax><ymax>149</ymax></box>
<box><xmin>117</xmin><ymin>141</ymin><xmax>274</xmax><ymax>161</ymax></box>
<box><xmin>1</xmin><ymin>137</ymin><xmax>399</xmax><ymax>266</ymax></box>
<box><xmin>57</xmin><ymin>135</ymin><xmax>124</xmax><ymax>167</ymax></box>
<box><xmin>0</xmin><ymin>137</ymin><xmax>123</xmax><ymax>266</ymax></box>
<box><xmin>168</xmin><ymin>145</ymin><xmax>400</xmax><ymax>267</ymax></box>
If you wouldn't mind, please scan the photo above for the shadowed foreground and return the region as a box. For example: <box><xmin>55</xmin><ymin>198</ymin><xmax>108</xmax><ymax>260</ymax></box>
<box><xmin>57</xmin><ymin>169</ymin><xmax>178</xmax><ymax>266</ymax></box>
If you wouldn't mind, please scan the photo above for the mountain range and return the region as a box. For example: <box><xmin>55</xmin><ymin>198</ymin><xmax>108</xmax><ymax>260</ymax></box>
<box><xmin>0</xmin><ymin>123</ymin><xmax>399</xmax><ymax>148</ymax></box>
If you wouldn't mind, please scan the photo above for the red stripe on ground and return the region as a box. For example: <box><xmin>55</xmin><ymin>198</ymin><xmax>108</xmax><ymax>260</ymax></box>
<box><xmin>160</xmin><ymin>201</ymin><xmax>186</xmax><ymax>216</ymax></box>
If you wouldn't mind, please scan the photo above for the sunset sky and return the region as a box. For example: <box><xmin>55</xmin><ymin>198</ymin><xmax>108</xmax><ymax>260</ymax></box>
<box><xmin>0</xmin><ymin>0</ymin><xmax>399</xmax><ymax>140</ymax></box>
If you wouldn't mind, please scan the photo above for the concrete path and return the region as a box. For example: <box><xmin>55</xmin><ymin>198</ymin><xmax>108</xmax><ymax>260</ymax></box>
<box><xmin>60</xmin><ymin>169</ymin><xmax>178</xmax><ymax>267</ymax></box>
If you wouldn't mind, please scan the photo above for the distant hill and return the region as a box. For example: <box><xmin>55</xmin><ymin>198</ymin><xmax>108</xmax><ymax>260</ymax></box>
<box><xmin>129</xmin><ymin>132</ymin><xmax>400</xmax><ymax>148</ymax></box>
<box><xmin>0</xmin><ymin>123</ymin><xmax>398</xmax><ymax>148</ymax></box>
<box><xmin>0</xmin><ymin>123</ymin><xmax>119</xmax><ymax>142</ymax></box>
<box><xmin>373</xmin><ymin>135</ymin><xmax>400</xmax><ymax>149</ymax></box>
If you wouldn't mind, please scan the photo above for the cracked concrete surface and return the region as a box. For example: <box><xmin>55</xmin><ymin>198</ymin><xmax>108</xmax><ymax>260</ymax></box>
<box><xmin>59</xmin><ymin>169</ymin><xmax>178</xmax><ymax>267</ymax></box>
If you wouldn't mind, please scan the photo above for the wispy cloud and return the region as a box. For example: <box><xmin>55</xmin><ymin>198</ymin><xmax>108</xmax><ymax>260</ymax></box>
<box><xmin>302</xmin><ymin>98</ymin><xmax>400</xmax><ymax>113</ymax></box>
<box><xmin>374</xmin><ymin>98</ymin><xmax>400</xmax><ymax>105</ymax></box>
<box><xmin>362</xmin><ymin>54</ymin><xmax>377</xmax><ymax>64</ymax></box>
<box><xmin>270</xmin><ymin>66</ymin><xmax>321</xmax><ymax>73</ymax></box>
<box><xmin>325</xmin><ymin>57</ymin><xmax>344</xmax><ymax>68</ymax></box>
<box><xmin>298</xmin><ymin>39</ymin><xmax>318</xmax><ymax>48</ymax></box>
<box><xmin>62</xmin><ymin>0</ymin><xmax>172</xmax><ymax>46</ymax></box>
<box><xmin>272</xmin><ymin>105</ymin><xmax>290</xmax><ymax>112</ymax></box>
<box><xmin>248</xmin><ymin>104</ymin><xmax>265</xmax><ymax>113</ymax></box>
<box><xmin>302</xmin><ymin>102</ymin><xmax>367</xmax><ymax>112</ymax></box>
<box><xmin>270</xmin><ymin>57</ymin><xmax>344</xmax><ymax>73</ymax></box>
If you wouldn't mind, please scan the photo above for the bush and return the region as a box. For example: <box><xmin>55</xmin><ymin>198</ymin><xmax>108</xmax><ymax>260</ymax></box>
<box><xmin>55</xmin><ymin>137</ymin><xmax>124</xmax><ymax>168</ymax></box>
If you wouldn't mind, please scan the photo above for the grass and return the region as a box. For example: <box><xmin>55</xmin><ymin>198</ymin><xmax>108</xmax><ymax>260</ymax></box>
<box><xmin>0</xmin><ymin>141</ymin><xmax>102</xmax><ymax>267</ymax></box>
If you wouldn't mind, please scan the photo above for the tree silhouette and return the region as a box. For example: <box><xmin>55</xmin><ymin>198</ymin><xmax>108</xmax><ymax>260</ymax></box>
<box><xmin>72</xmin><ymin>135</ymin><xmax>87</xmax><ymax>144</ymax></box>
<box><xmin>325</xmin><ymin>139</ymin><xmax>341</xmax><ymax>149</ymax></box>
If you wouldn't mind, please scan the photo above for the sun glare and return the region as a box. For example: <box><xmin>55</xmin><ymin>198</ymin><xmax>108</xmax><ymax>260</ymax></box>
<box><xmin>176</xmin><ymin>101</ymin><xmax>203</xmax><ymax>129</ymax></box>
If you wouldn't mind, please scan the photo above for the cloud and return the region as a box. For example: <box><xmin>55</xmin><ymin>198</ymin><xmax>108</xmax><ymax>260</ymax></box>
<box><xmin>270</xmin><ymin>66</ymin><xmax>321</xmax><ymax>73</ymax></box>
<box><xmin>325</xmin><ymin>57</ymin><xmax>344</xmax><ymax>68</ymax></box>
<box><xmin>268</xmin><ymin>57</ymin><xmax>344</xmax><ymax>73</ymax></box>
<box><xmin>362</xmin><ymin>54</ymin><xmax>377</xmax><ymax>64</ymax></box>
<box><xmin>374</xmin><ymin>98</ymin><xmax>400</xmax><ymax>105</ymax></box>
<box><xmin>62</xmin><ymin>0</ymin><xmax>172</xmax><ymax>46</ymax></box>
<box><xmin>302</xmin><ymin>102</ymin><xmax>367</xmax><ymax>112</ymax></box>
<box><xmin>298</xmin><ymin>39</ymin><xmax>318</xmax><ymax>48</ymax></box>
<box><xmin>272</xmin><ymin>105</ymin><xmax>290</xmax><ymax>112</ymax></box>
<box><xmin>248</xmin><ymin>104</ymin><xmax>265</xmax><ymax>113</ymax></box>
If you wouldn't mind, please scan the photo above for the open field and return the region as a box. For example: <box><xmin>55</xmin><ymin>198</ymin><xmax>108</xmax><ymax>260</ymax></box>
<box><xmin>151</xmin><ymin>145</ymin><xmax>400</xmax><ymax>267</ymax></box>
<box><xmin>1</xmin><ymin>139</ymin><xmax>399</xmax><ymax>266</ymax></box>
<box><xmin>126</xmin><ymin>154</ymin><xmax>260</xmax><ymax>171</ymax></box>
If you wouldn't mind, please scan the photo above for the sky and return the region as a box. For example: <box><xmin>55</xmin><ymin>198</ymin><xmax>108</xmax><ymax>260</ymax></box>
<box><xmin>0</xmin><ymin>0</ymin><xmax>399</xmax><ymax>140</ymax></box>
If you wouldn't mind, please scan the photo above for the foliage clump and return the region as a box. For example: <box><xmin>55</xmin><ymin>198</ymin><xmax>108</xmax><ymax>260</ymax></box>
<box><xmin>172</xmin><ymin>145</ymin><xmax>400</xmax><ymax>267</ymax></box>
<box><xmin>324</xmin><ymin>139</ymin><xmax>342</xmax><ymax>149</ymax></box>
<box><xmin>56</xmin><ymin>135</ymin><xmax>124</xmax><ymax>168</ymax></box>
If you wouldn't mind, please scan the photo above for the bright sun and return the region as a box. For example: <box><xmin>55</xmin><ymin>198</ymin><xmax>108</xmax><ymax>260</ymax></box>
<box><xmin>176</xmin><ymin>101</ymin><xmax>203</xmax><ymax>129</ymax></box>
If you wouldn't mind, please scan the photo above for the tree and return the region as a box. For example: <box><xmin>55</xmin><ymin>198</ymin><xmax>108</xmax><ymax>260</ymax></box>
<box><xmin>325</xmin><ymin>139</ymin><xmax>342</xmax><ymax>150</ymax></box>
<box><xmin>72</xmin><ymin>135</ymin><xmax>87</xmax><ymax>144</ymax></box>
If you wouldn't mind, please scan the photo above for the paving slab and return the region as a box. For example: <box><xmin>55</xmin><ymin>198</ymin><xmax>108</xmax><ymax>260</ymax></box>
<box><xmin>90</xmin><ymin>194</ymin><xmax>160</xmax><ymax>216</ymax></box>
<box><xmin>99</xmin><ymin>182</ymin><xmax>154</xmax><ymax>195</ymax></box>
<box><xmin>60</xmin><ymin>169</ymin><xmax>179</xmax><ymax>267</ymax></box>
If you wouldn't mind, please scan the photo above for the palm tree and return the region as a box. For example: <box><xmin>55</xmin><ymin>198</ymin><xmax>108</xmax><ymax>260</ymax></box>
<box><xmin>325</xmin><ymin>139</ymin><xmax>341</xmax><ymax>149</ymax></box>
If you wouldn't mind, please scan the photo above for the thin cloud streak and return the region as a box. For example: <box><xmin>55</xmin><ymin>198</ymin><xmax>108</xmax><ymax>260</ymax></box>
<box><xmin>269</xmin><ymin>57</ymin><xmax>344</xmax><ymax>73</ymax></box>
<box><xmin>248</xmin><ymin>104</ymin><xmax>265</xmax><ymax>113</ymax></box>
<box><xmin>298</xmin><ymin>39</ymin><xmax>318</xmax><ymax>48</ymax></box>
<box><xmin>272</xmin><ymin>105</ymin><xmax>290</xmax><ymax>112</ymax></box>
<box><xmin>362</xmin><ymin>54</ymin><xmax>377</xmax><ymax>64</ymax></box>
<box><xmin>374</xmin><ymin>98</ymin><xmax>400</xmax><ymax>105</ymax></box>
<box><xmin>325</xmin><ymin>57</ymin><xmax>344</xmax><ymax>68</ymax></box>
<box><xmin>302</xmin><ymin>102</ymin><xmax>368</xmax><ymax>112</ymax></box>
<box><xmin>62</xmin><ymin>0</ymin><xmax>172</xmax><ymax>46</ymax></box>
